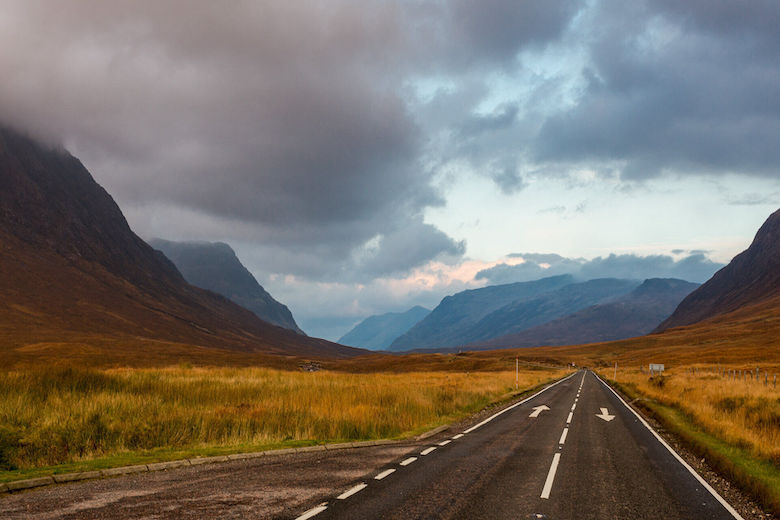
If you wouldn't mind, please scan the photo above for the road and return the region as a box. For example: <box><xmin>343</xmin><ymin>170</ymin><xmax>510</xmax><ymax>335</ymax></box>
<box><xmin>0</xmin><ymin>370</ymin><xmax>745</xmax><ymax>519</ymax></box>
<box><xmin>298</xmin><ymin>370</ymin><xmax>741</xmax><ymax>520</ymax></box>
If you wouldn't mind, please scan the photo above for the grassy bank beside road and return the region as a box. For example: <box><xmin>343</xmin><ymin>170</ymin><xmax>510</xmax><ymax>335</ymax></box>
<box><xmin>601</xmin><ymin>366</ymin><xmax>780</xmax><ymax>514</ymax></box>
<box><xmin>0</xmin><ymin>365</ymin><xmax>569</xmax><ymax>482</ymax></box>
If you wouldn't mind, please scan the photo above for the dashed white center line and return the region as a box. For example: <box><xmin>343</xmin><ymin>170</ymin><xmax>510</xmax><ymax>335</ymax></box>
<box><xmin>540</xmin><ymin>453</ymin><xmax>561</xmax><ymax>499</ymax></box>
<box><xmin>296</xmin><ymin>503</ymin><xmax>328</xmax><ymax>520</ymax></box>
<box><xmin>438</xmin><ymin>440</ymin><xmax>451</xmax><ymax>446</ymax></box>
<box><xmin>559</xmin><ymin>427</ymin><xmax>568</xmax><ymax>445</ymax></box>
<box><xmin>452</xmin><ymin>433</ymin><xmax>464</xmax><ymax>440</ymax></box>
<box><xmin>400</xmin><ymin>457</ymin><xmax>417</xmax><ymax>466</ymax></box>
<box><xmin>571</xmin><ymin>403</ymin><xmax>576</xmax><ymax>411</ymax></box>
<box><xmin>421</xmin><ymin>447</ymin><xmax>437</xmax><ymax>455</ymax></box>
<box><xmin>337</xmin><ymin>483</ymin><xmax>367</xmax><ymax>500</ymax></box>
<box><xmin>375</xmin><ymin>468</ymin><xmax>396</xmax><ymax>480</ymax></box>
<box><xmin>566</xmin><ymin>412</ymin><xmax>573</xmax><ymax>424</ymax></box>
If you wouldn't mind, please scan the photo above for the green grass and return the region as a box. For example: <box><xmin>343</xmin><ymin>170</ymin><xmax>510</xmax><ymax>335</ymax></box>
<box><xmin>609</xmin><ymin>379</ymin><xmax>780</xmax><ymax>515</ymax></box>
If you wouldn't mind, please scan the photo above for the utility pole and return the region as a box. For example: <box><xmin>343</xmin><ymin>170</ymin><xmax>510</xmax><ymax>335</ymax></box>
<box><xmin>515</xmin><ymin>357</ymin><xmax>519</xmax><ymax>389</ymax></box>
<box><xmin>614</xmin><ymin>362</ymin><xmax>617</xmax><ymax>380</ymax></box>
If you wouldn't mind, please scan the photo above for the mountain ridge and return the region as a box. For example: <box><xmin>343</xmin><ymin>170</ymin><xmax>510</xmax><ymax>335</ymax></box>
<box><xmin>339</xmin><ymin>306</ymin><xmax>430</xmax><ymax>350</ymax></box>
<box><xmin>656</xmin><ymin>208</ymin><xmax>780</xmax><ymax>331</ymax></box>
<box><xmin>388</xmin><ymin>275</ymin><xmax>576</xmax><ymax>351</ymax></box>
<box><xmin>0</xmin><ymin>125</ymin><xmax>361</xmax><ymax>361</ymax></box>
<box><xmin>471</xmin><ymin>278</ymin><xmax>698</xmax><ymax>350</ymax></box>
<box><xmin>150</xmin><ymin>239</ymin><xmax>304</xmax><ymax>334</ymax></box>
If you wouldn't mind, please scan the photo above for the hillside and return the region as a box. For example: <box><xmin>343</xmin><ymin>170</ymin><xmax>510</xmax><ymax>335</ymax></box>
<box><xmin>473</xmin><ymin>278</ymin><xmax>698</xmax><ymax>349</ymax></box>
<box><xmin>459</xmin><ymin>278</ymin><xmax>639</xmax><ymax>345</ymax></box>
<box><xmin>656</xmin><ymin>208</ymin><xmax>780</xmax><ymax>331</ymax></box>
<box><xmin>338</xmin><ymin>306</ymin><xmax>430</xmax><ymax>350</ymax></box>
<box><xmin>150</xmin><ymin>239</ymin><xmax>304</xmax><ymax>334</ymax></box>
<box><xmin>0</xmin><ymin>125</ymin><xmax>362</xmax><ymax>365</ymax></box>
<box><xmin>388</xmin><ymin>275</ymin><xmax>575</xmax><ymax>351</ymax></box>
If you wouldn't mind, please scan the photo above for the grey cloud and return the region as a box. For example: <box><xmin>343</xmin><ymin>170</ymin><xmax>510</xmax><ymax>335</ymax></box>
<box><xmin>354</xmin><ymin>221</ymin><xmax>466</xmax><ymax>279</ymax></box>
<box><xmin>459</xmin><ymin>104</ymin><xmax>519</xmax><ymax>136</ymax></box>
<box><xmin>0</xmin><ymin>0</ymin><xmax>585</xmax><ymax>279</ymax></box>
<box><xmin>533</xmin><ymin>0</ymin><xmax>780</xmax><ymax>181</ymax></box>
<box><xmin>476</xmin><ymin>252</ymin><xmax>723</xmax><ymax>285</ymax></box>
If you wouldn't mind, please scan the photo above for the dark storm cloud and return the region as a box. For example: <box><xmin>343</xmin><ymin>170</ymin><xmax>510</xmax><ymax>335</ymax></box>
<box><xmin>476</xmin><ymin>252</ymin><xmax>723</xmax><ymax>285</ymax></box>
<box><xmin>0</xmin><ymin>0</ymin><xmax>582</xmax><ymax>279</ymax></box>
<box><xmin>533</xmin><ymin>0</ymin><xmax>780</xmax><ymax>181</ymax></box>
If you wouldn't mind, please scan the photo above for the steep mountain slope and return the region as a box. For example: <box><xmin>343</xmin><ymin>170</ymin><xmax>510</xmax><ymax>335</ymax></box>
<box><xmin>150</xmin><ymin>239</ymin><xmax>304</xmax><ymax>334</ymax></box>
<box><xmin>459</xmin><ymin>278</ymin><xmax>640</xmax><ymax>345</ymax></box>
<box><xmin>0</xmin><ymin>125</ymin><xmax>361</xmax><ymax>361</ymax></box>
<box><xmin>339</xmin><ymin>306</ymin><xmax>430</xmax><ymax>350</ymax></box>
<box><xmin>388</xmin><ymin>275</ymin><xmax>575</xmax><ymax>351</ymax></box>
<box><xmin>656</xmin><ymin>209</ymin><xmax>780</xmax><ymax>331</ymax></box>
<box><xmin>474</xmin><ymin>278</ymin><xmax>698</xmax><ymax>349</ymax></box>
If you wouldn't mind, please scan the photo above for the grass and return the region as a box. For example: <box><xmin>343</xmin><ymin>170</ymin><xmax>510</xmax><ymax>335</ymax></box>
<box><xmin>0</xmin><ymin>365</ymin><xmax>569</xmax><ymax>482</ymax></box>
<box><xmin>601</xmin><ymin>366</ymin><xmax>780</xmax><ymax>514</ymax></box>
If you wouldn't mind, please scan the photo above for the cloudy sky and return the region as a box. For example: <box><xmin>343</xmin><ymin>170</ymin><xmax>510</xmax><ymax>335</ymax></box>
<box><xmin>2</xmin><ymin>0</ymin><xmax>779</xmax><ymax>339</ymax></box>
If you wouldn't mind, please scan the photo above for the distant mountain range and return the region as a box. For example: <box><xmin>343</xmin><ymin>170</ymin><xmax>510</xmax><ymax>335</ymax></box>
<box><xmin>388</xmin><ymin>275</ymin><xmax>576</xmax><ymax>351</ymax></box>
<box><xmin>388</xmin><ymin>276</ymin><xmax>647</xmax><ymax>351</ymax></box>
<box><xmin>0</xmin><ymin>125</ymin><xmax>361</xmax><ymax>361</ymax></box>
<box><xmin>150</xmin><ymin>239</ymin><xmax>304</xmax><ymax>334</ymax></box>
<box><xmin>472</xmin><ymin>278</ymin><xmax>699</xmax><ymax>349</ymax></box>
<box><xmin>656</xmin><ymin>208</ymin><xmax>780</xmax><ymax>331</ymax></box>
<box><xmin>458</xmin><ymin>278</ymin><xmax>640</xmax><ymax>345</ymax></box>
<box><xmin>338</xmin><ymin>306</ymin><xmax>430</xmax><ymax>350</ymax></box>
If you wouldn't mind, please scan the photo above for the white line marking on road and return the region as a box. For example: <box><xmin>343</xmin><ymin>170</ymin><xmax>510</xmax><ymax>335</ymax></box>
<box><xmin>421</xmin><ymin>447</ymin><xmax>437</xmax><ymax>455</ymax></box>
<box><xmin>595</xmin><ymin>407</ymin><xmax>615</xmax><ymax>422</ymax></box>
<box><xmin>566</xmin><ymin>412</ymin><xmax>573</xmax><ymax>424</ymax></box>
<box><xmin>375</xmin><ymin>469</ymin><xmax>396</xmax><ymax>480</ymax></box>
<box><xmin>559</xmin><ymin>428</ymin><xmax>568</xmax><ymax>445</ymax></box>
<box><xmin>462</xmin><ymin>372</ymin><xmax>577</xmax><ymax>434</ymax></box>
<box><xmin>296</xmin><ymin>503</ymin><xmax>328</xmax><ymax>520</ymax></box>
<box><xmin>529</xmin><ymin>405</ymin><xmax>550</xmax><ymax>418</ymax></box>
<box><xmin>438</xmin><ymin>440</ymin><xmax>451</xmax><ymax>446</ymax></box>
<box><xmin>594</xmin><ymin>372</ymin><xmax>745</xmax><ymax>520</ymax></box>
<box><xmin>400</xmin><ymin>457</ymin><xmax>417</xmax><ymax>466</ymax></box>
<box><xmin>540</xmin><ymin>453</ymin><xmax>561</xmax><ymax>499</ymax></box>
<box><xmin>337</xmin><ymin>483</ymin><xmax>367</xmax><ymax>500</ymax></box>
<box><xmin>571</xmin><ymin>403</ymin><xmax>576</xmax><ymax>411</ymax></box>
<box><xmin>452</xmin><ymin>434</ymin><xmax>464</xmax><ymax>440</ymax></box>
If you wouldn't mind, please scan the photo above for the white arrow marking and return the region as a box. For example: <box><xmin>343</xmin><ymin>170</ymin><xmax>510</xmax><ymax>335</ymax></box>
<box><xmin>596</xmin><ymin>407</ymin><xmax>615</xmax><ymax>422</ymax></box>
<box><xmin>528</xmin><ymin>405</ymin><xmax>550</xmax><ymax>418</ymax></box>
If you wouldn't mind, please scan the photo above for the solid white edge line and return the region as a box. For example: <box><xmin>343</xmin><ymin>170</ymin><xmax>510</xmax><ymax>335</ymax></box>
<box><xmin>375</xmin><ymin>468</ymin><xmax>396</xmax><ymax>480</ymax></box>
<box><xmin>438</xmin><ymin>440</ymin><xmax>452</xmax><ymax>446</ymax></box>
<box><xmin>296</xmin><ymin>504</ymin><xmax>328</xmax><ymax>520</ymax></box>
<box><xmin>400</xmin><ymin>457</ymin><xmax>417</xmax><ymax>466</ymax></box>
<box><xmin>540</xmin><ymin>452</ymin><xmax>561</xmax><ymax>499</ymax></box>
<box><xmin>559</xmin><ymin>427</ymin><xmax>568</xmax><ymax>445</ymax></box>
<box><xmin>337</xmin><ymin>483</ymin><xmax>367</xmax><ymax>500</ymax></box>
<box><xmin>421</xmin><ymin>447</ymin><xmax>436</xmax><ymax>455</ymax></box>
<box><xmin>593</xmin><ymin>372</ymin><xmax>745</xmax><ymax>520</ymax></box>
<box><xmin>462</xmin><ymin>371</ymin><xmax>578</xmax><ymax>434</ymax></box>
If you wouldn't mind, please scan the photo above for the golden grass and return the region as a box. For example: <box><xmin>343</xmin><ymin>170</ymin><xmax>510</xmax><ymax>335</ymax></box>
<box><xmin>604</xmin><ymin>366</ymin><xmax>779</xmax><ymax>463</ymax></box>
<box><xmin>0</xmin><ymin>365</ymin><xmax>569</xmax><ymax>471</ymax></box>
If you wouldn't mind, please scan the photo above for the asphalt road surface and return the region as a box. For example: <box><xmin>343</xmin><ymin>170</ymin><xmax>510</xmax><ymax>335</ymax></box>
<box><xmin>0</xmin><ymin>370</ymin><xmax>745</xmax><ymax>520</ymax></box>
<box><xmin>299</xmin><ymin>370</ymin><xmax>742</xmax><ymax>520</ymax></box>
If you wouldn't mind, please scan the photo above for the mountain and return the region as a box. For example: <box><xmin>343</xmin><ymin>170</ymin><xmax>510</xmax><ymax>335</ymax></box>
<box><xmin>474</xmin><ymin>278</ymin><xmax>699</xmax><ymax>349</ymax></box>
<box><xmin>458</xmin><ymin>278</ymin><xmax>640</xmax><ymax>345</ymax></box>
<box><xmin>656</xmin><ymin>208</ymin><xmax>780</xmax><ymax>331</ymax></box>
<box><xmin>338</xmin><ymin>306</ymin><xmax>430</xmax><ymax>350</ymax></box>
<box><xmin>150</xmin><ymin>239</ymin><xmax>304</xmax><ymax>334</ymax></box>
<box><xmin>388</xmin><ymin>275</ymin><xmax>575</xmax><ymax>351</ymax></box>
<box><xmin>0</xmin><ymin>125</ymin><xmax>362</xmax><ymax>362</ymax></box>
